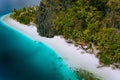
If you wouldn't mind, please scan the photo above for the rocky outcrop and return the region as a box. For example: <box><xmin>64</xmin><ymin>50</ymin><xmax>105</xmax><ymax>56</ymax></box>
<box><xmin>36</xmin><ymin>0</ymin><xmax>76</xmax><ymax>37</ymax></box>
<box><xmin>36</xmin><ymin>0</ymin><xmax>53</xmax><ymax>37</ymax></box>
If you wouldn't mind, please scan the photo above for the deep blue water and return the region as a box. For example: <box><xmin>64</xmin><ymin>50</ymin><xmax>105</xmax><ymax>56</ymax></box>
<box><xmin>0</xmin><ymin>0</ymin><xmax>80</xmax><ymax>80</ymax></box>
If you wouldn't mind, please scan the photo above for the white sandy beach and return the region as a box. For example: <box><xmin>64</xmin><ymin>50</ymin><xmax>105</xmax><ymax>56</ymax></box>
<box><xmin>2</xmin><ymin>14</ymin><xmax>120</xmax><ymax>80</ymax></box>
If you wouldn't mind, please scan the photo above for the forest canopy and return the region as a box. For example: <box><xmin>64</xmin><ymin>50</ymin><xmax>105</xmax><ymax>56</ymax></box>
<box><xmin>11</xmin><ymin>0</ymin><xmax>120</xmax><ymax>67</ymax></box>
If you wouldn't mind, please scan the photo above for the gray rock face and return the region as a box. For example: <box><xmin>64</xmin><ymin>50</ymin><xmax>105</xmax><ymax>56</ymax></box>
<box><xmin>36</xmin><ymin>0</ymin><xmax>76</xmax><ymax>37</ymax></box>
<box><xmin>36</xmin><ymin>0</ymin><xmax>54</xmax><ymax>37</ymax></box>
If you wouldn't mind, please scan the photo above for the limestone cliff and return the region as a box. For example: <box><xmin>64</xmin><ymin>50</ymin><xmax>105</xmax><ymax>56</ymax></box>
<box><xmin>36</xmin><ymin>0</ymin><xmax>75</xmax><ymax>37</ymax></box>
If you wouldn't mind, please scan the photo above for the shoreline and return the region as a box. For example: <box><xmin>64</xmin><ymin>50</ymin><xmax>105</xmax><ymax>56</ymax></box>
<box><xmin>2</xmin><ymin>14</ymin><xmax>120</xmax><ymax>80</ymax></box>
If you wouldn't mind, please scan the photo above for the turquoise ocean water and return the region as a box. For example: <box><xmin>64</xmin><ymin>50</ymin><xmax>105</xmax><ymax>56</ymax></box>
<box><xmin>0</xmin><ymin>0</ymin><xmax>81</xmax><ymax>80</ymax></box>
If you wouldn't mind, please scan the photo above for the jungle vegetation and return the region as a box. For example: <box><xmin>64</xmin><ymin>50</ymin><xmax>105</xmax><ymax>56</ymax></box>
<box><xmin>11</xmin><ymin>0</ymin><xmax>120</xmax><ymax>68</ymax></box>
<box><xmin>10</xmin><ymin>6</ymin><xmax>37</xmax><ymax>25</ymax></box>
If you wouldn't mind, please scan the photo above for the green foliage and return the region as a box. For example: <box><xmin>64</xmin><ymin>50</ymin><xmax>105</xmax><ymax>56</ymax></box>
<box><xmin>51</xmin><ymin>0</ymin><xmax>120</xmax><ymax>66</ymax></box>
<box><xmin>10</xmin><ymin>0</ymin><xmax>120</xmax><ymax>67</ymax></box>
<box><xmin>10</xmin><ymin>6</ymin><xmax>37</xmax><ymax>25</ymax></box>
<box><xmin>75</xmin><ymin>69</ymin><xmax>101</xmax><ymax>80</ymax></box>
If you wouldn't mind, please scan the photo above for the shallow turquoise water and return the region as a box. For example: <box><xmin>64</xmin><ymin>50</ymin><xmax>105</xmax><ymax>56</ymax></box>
<box><xmin>0</xmin><ymin>0</ymin><xmax>81</xmax><ymax>80</ymax></box>
<box><xmin>0</xmin><ymin>14</ymin><xmax>81</xmax><ymax>80</ymax></box>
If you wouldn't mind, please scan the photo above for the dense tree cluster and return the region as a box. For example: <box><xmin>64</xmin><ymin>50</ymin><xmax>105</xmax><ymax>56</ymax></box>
<box><xmin>10</xmin><ymin>0</ymin><xmax>120</xmax><ymax>67</ymax></box>
<box><xmin>10</xmin><ymin>7</ymin><xmax>37</xmax><ymax>25</ymax></box>
<box><xmin>36</xmin><ymin>0</ymin><xmax>76</xmax><ymax>37</ymax></box>
<box><xmin>37</xmin><ymin>0</ymin><xmax>120</xmax><ymax>66</ymax></box>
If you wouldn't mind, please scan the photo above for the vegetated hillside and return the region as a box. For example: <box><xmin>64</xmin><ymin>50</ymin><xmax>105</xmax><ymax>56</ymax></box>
<box><xmin>36</xmin><ymin>0</ymin><xmax>76</xmax><ymax>37</ymax></box>
<box><xmin>36</xmin><ymin>0</ymin><xmax>120</xmax><ymax>67</ymax></box>
<box><xmin>10</xmin><ymin>6</ymin><xmax>37</xmax><ymax>25</ymax></box>
<box><xmin>10</xmin><ymin>0</ymin><xmax>120</xmax><ymax>68</ymax></box>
